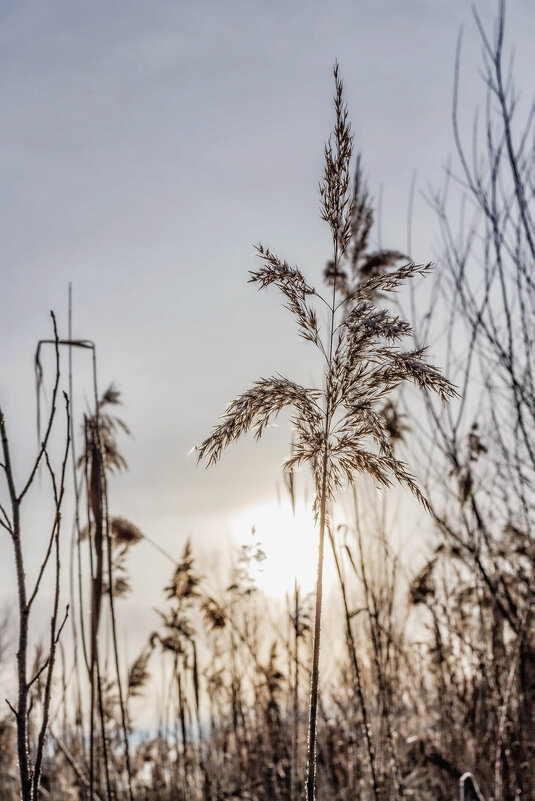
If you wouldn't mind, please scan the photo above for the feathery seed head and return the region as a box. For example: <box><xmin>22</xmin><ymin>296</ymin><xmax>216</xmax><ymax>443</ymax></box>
<box><xmin>197</xmin><ymin>66</ymin><xmax>456</xmax><ymax>516</ymax></box>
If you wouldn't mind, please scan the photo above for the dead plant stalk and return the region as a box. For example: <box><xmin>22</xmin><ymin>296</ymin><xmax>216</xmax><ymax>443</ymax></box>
<box><xmin>0</xmin><ymin>313</ymin><xmax>70</xmax><ymax>801</ymax></box>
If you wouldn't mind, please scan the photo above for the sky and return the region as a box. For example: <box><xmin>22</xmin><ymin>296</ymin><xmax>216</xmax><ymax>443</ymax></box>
<box><xmin>1</xmin><ymin>0</ymin><xmax>535</xmax><ymax>654</ymax></box>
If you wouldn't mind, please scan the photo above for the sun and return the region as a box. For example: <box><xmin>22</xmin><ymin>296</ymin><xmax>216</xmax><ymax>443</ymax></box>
<box><xmin>230</xmin><ymin>499</ymin><xmax>335</xmax><ymax>598</ymax></box>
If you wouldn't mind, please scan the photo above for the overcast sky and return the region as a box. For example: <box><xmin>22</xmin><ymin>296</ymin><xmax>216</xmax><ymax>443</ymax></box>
<box><xmin>1</xmin><ymin>1</ymin><xmax>534</xmax><ymax>644</ymax></box>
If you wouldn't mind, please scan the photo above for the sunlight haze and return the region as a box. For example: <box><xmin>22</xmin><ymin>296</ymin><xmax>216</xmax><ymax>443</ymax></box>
<box><xmin>3</xmin><ymin>1</ymin><xmax>534</xmax><ymax>611</ymax></box>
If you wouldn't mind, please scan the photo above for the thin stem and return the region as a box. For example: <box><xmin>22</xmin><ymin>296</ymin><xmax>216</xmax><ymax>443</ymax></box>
<box><xmin>328</xmin><ymin>525</ymin><xmax>381</xmax><ymax>801</ymax></box>
<box><xmin>305</xmin><ymin>228</ymin><xmax>339</xmax><ymax>801</ymax></box>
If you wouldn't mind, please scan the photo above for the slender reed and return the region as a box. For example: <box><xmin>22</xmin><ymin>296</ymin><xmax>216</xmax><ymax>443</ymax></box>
<box><xmin>197</xmin><ymin>64</ymin><xmax>455</xmax><ymax>800</ymax></box>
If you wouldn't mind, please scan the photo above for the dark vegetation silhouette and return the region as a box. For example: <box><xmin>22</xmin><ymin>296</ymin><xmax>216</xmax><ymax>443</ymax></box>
<box><xmin>0</xmin><ymin>3</ymin><xmax>533</xmax><ymax>800</ymax></box>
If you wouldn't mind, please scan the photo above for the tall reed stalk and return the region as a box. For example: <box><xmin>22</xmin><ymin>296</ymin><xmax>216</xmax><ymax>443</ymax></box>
<box><xmin>197</xmin><ymin>64</ymin><xmax>455</xmax><ymax>801</ymax></box>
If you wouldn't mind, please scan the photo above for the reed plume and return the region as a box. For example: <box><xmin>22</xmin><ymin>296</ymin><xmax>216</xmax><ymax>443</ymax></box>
<box><xmin>198</xmin><ymin>63</ymin><xmax>455</xmax><ymax>801</ymax></box>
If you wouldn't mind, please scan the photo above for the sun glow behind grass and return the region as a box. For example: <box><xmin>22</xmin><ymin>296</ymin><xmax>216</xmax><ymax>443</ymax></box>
<box><xmin>231</xmin><ymin>499</ymin><xmax>336</xmax><ymax>597</ymax></box>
